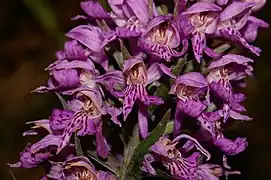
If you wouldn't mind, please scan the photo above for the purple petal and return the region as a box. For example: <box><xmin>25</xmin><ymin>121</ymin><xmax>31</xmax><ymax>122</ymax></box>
<box><xmin>141</xmin><ymin>154</ymin><xmax>156</xmax><ymax>175</ymax></box>
<box><xmin>138</xmin><ymin>102</ymin><xmax>149</xmax><ymax>138</ymax></box>
<box><xmin>137</xmin><ymin>85</ymin><xmax>164</xmax><ymax>105</ymax></box>
<box><xmin>147</xmin><ymin>63</ymin><xmax>176</xmax><ymax>84</ymax></box>
<box><xmin>208</xmin><ymin>54</ymin><xmax>253</xmax><ymax>69</ymax></box>
<box><xmin>116</xmin><ymin>27</ymin><xmax>141</xmax><ymax>37</ymax></box>
<box><xmin>175</xmin><ymin>72</ymin><xmax>208</xmax><ymax>88</ymax></box>
<box><xmin>209</xmin><ymin>82</ymin><xmax>232</xmax><ymax>103</ymax></box>
<box><xmin>123</xmin><ymin>86</ymin><xmax>137</xmax><ymax>120</ymax></box>
<box><xmin>229</xmin><ymin>110</ymin><xmax>253</xmax><ymax>121</ymax></box>
<box><xmin>214</xmin><ymin>137</ymin><xmax>248</xmax><ymax>155</ymax></box>
<box><xmin>219</xmin><ymin>2</ymin><xmax>255</xmax><ymax>22</ymax></box>
<box><xmin>217</xmin><ymin>0</ymin><xmax>228</xmax><ymax>6</ymax></box>
<box><xmin>31</xmin><ymin>134</ymin><xmax>62</xmax><ymax>153</ymax></box>
<box><xmin>77</xmin><ymin>118</ymin><xmax>96</xmax><ymax>136</ymax></box>
<box><xmin>80</xmin><ymin>1</ymin><xmax>110</xmax><ymax>18</ymax></box>
<box><xmin>126</xmin><ymin>0</ymin><xmax>150</xmax><ymax>24</ymax></box>
<box><xmin>106</xmin><ymin>105</ymin><xmax>122</xmax><ymax>127</ymax></box>
<box><xmin>123</xmin><ymin>58</ymin><xmax>143</xmax><ymax>73</ymax></box>
<box><xmin>177</xmin><ymin>99</ymin><xmax>207</xmax><ymax>118</ymax></box>
<box><xmin>192</xmin><ymin>32</ymin><xmax>206</xmax><ymax>63</ymax></box>
<box><xmin>66</xmin><ymin>25</ymin><xmax>102</xmax><ymax>52</ymax></box>
<box><xmin>52</xmin><ymin>69</ymin><xmax>81</xmax><ymax>87</ymax></box>
<box><xmin>49</xmin><ymin>109</ymin><xmax>74</xmax><ymax>132</ymax></box>
<box><xmin>182</xmin><ymin>2</ymin><xmax>222</xmax><ymax>15</ymax></box>
<box><xmin>95</xmin><ymin>121</ymin><xmax>109</xmax><ymax>158</ymax></box>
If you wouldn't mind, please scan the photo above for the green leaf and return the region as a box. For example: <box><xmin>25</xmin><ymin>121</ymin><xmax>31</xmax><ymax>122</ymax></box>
<box><xmin>98</xmin><ymin>0</ymin><xmax>112</xmax><ymax>12</ymax></box>
<box><xmin>164</xmin><ymin>121</ymin><xmax>174</xmax><ymax>135</ymax></box>
<box><xmin>172</xmin><ymin>55</ymin><xmax>187</xmax><ymax>76</ymax></box>
<box><xmin>119</xmin><ymin>109</ymin><xmax>171</xmax><ymax>179</ymax></box>
<box><xmin>120</xmin><ymin>40</ymin><xmax>131</xmax><ymax>61</ymax></box>
<box><xmin>214</xmin><ymin>43</ymin><xmax>231</xmax><ymax>54</ymax></box>
<box><xmin>119</xmin><ymin>125</ymin><xmax>140</xmax><ymax>180</ymax></box>
<box><xmin>86</xmin><ymin>151</ymin><xmax>119</xmax><ymax>175</ymax></box>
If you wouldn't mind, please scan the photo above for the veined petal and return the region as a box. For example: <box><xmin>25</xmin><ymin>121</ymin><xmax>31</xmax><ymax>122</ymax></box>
<box><xmin>208</xmin><ymin>54</ymin><xmax>253</xmax><ymax>69</ymax></box>
<box><xmin>123</xmin><ymin>85</ymin><xmax>137</xmax><ymax>120</ymax></box>
<box><xmin>126</xmin><ymin>0</ymin><xmax>150</xmax><ymax>24</ymax></box>
<box><xmin>31</xmin><ymin>134</ymin><xmax>62</xmax><ymax>153</ymax></box>
<box><xmin>192</xmin><ymin>32</ymin><xmax>206</xmax><ymax>63</ymax></box>
<box><xmin>219</xmin><ymin>27</ymin><xmax>261</xmax><ymax>56</ymax></box>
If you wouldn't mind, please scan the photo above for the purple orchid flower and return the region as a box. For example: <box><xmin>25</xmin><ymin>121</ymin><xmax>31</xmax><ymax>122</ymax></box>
<box><xmin>57</xmin><ymin>90</ymin><xmax>121</xmax><ymax>158</ymax></box>
<box><xmin>181</xmin><ymin>2</ymin><xmax>222</xmax><ymax>62</ymax></box>
<box><xmin>96</xmin><ymin>57</ymin><xmax>175</xmax><ymax>138</ymax></box>
<box><xmin>197</xmin><ymin>111</ymin><xmax>249</xmax><ymax>155</ymax></box>
<box><xmin>108</xmin><ymin>0</ymin><xmax>157</xmax><ymax>29</ymax></box>
<box><xmin>43</xmin><ymin>156</ymin><xmax>116</xmax><ymax>180</ymax></box>
<box><xmin>198</xmin><ymin>0</ymin><xmax>229</xmax><ymax>6</ymax></box>
<box><xmin>34</xmin><ymin>40</ymin><xmax>101</xmax><ymax>94</ymax></box>
<box><xmin>206</xmin><ymin>54</ymin><xmax>253</xmax><ymax>121</ymax></box>
<box><xmin>170</xmin><ymin>72</ymin><xmax>208</xmax><ymax>136</ymax></box>
<box><xmin>65</xmin><ymin>25</ymin><xmax>110</xmax><ymax>70</ymax></box>
<box><xmin>241</xmin><ymin>16</ymin><xmax>269</xmax><ymax>42</ymax></box>
<box><xmin>8</xmin><ymin>120</ymin><xmax>63</xmax><ymax>168</ymax></box>
<box><xmin>215</xmin><ymin>2</ymin><xmax>262</xmax><ymax>56</ymax></box>
<box><xmin>143</xmin><ymin>134</ymin><xmax>216</xmax><ymax>179</ymax></box>
<box><xmin>138</xmin><ymin>15</ymin><xmax>189</xmax><ymax>60</ymax></box>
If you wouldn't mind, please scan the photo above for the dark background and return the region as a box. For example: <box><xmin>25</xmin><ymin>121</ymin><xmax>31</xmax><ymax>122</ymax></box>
<box><xmin>0</xmin><ymin>0</ymin><xmax>270</xmax><ymax>179</ymax></box>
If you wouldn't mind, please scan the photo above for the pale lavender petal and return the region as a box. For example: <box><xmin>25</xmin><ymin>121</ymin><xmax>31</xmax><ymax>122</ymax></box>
<box><xmin>192</xmin><ymin>32</ymin><xmax>206</xmax><ymax>63</ymax></box>
<box><xmin>182</xmin><ymin>2</ymin><xmax>222</xmax><ymax>15</ymax></box>
<box><xmin>106</xmin><ymin>105</ymin><xmax>122</xmax><ymax>127</ymax></box>
<box><xmin>150</xmin><ymin>137</ymin><xmax>168</xmax><ymax>156</ymax></box>
<box><xmin>123</xmin><ymin>58</ymin><xmax>143</xmax><ymax>73</ymax></box>
<box><xmin>80</xmin><ymin>1</ymin><xmax>110</xmax><ymax>18</ymax></box>
<box><xmin>214</xmin><ymin>137</ymin><xmax>248</xmax><ymax>155</ymax></box>
<box><xmin>217</xmin><ymin>0</ymin><xmax>228</xmax><ymax>5</ymax></box>
<box><xmin>138</xmin><ymin>102</ymin><xmax>148</xmax><ymax>138</ymax></box>
<box><xmin>66</xmin><ymin>25</ymin><xmax>102</xmax><ymax>52</ymax></box>
<box><xmin>49</xmin><ymin>60</ymin><xmax>96</xmax><ymax>71</ymax></box>
<box><xmin>25</xmin><ymin>119</ymin><xmax>52</xmax><ymax>134</ymax></box>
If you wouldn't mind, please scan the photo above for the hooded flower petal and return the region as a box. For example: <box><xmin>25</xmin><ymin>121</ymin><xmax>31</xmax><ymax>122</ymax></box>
<box><xmin>80</xmin><ymin>0</ymin><xmax>110</xmax><ymax>19</ymax></box>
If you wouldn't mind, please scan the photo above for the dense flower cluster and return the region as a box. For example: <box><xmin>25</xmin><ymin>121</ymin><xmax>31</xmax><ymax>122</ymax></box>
<box><xmin>9</xmin><ymin>0</ymin><xmax>268</xmax><ymax>179</ymax></box>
